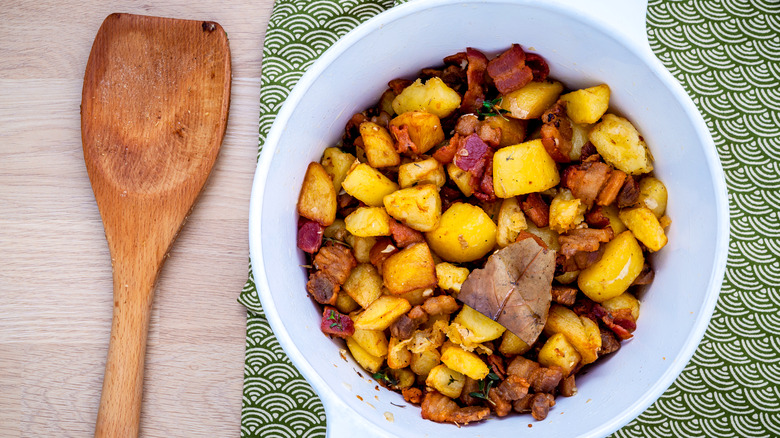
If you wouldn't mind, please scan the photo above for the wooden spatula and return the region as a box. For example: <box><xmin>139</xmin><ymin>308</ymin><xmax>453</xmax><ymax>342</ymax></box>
<box><xmin>81</xmin><ymin>13</ymin><xmax>231</xmax><ymax>437</ymax></box>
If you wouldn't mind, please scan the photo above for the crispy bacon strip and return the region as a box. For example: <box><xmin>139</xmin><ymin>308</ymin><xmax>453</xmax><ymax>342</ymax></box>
<box><xmin>320</xmin><ymin>306</ymin><xmax>355</xmax><ymax>338</ymax></box>
<box><xmin>574</xmin><ymin>298</ymin><xmax>634</xmax><ymax>340</ymax></box>
<box><xmin>388</xmin><ymin>218</ymin><xmax>425</xmax><ymax>247</ymax></box>
<box><xmin>388</xmin><ymin>78</ymin><xmax>412</xmax><ymax>95</ymax></box>
<box><xmin>390</xmin><ymin>305</ymin><xmax>428</xmax><ymax>340</ymax></box>
<box><xmin>521</xmin><ymin>193</ymin><xmax>550</xmax><ymax>227</ymax></box>
<box><xmin>525</xmin><ymin>52</ymin><xmax>550</xmax><ymax>81</ymax></box>
<box><xmin>617</xmin><ymin>175</ymin><xmax>640</xmax><ymax>208</ymax></box>
<box><xmin>496</xmin><ymin>375</ymin><xmax>530</xmax><ymax>401</ymax></box>
<box><xmin>421</xmin><ymin>391</ymin><xmax>490</xmax><ymax>425</ymax></box>
<box><xmin>540</xmin><ymin>100</ymin><xmax>573</xmax><ymax>163</ymax></box>
<box><xmin>433</xmin><ymin>134</ymin><xmax>459</xmax><ymax>163</ymax></box>
<box><xmin>562</xmin><ymin>161</ymin><xmax>612</xmax><ymax>207</ymax></box>
<box><xmin>390</xmin><ymin>124</ymin><xmax>419</xmax><ymax>155</ymax></box>
<box><xmin>488</xmin><ymin>387</ymin><xmax>513</xmax><ymax>417</ymax></box>
<box><xmin>559</xmin><ymin>227</ymin><xmax>614</xmax><ymax>258</ymax></box>
<box><xmin>596</xmin><ymin>169</ymin><xmax>627</xmax><ymax>206</ymax></box>
<box><xmin>369</xmin><ymin>237</ymin><xmax>397</xmax><ymax>272</ymax></box>
<box><xmin>486</xmin><ymin>44</ymin><xmax>533</xmax><ymax>94</ymax></box>
<box><xmin>473</xmin><ymin>155</ymin><xmax>496</xmax><ymax>202</ymax></box>
<box><xmin>585</xmin><ymin>205</ymin><xmax>611</xmax><ymax>228</ymax></box>
<box><xmin>402</xmin><ymin>387</ymin><xmax>423</xmax><ymax>405</ymax></box>
<box><xmin>461</xmin><ymin>48</ymin><xmax>489</xmax><ymax>113</ymax></box>
<box><xmin>344</xmin><ymin>112</ymin><xmax>367</xmax><ymax>144</ymax></box>
<box><xmin>599</xmin><ymin>328</ymin><xmax>621</xmax><ymax>356</ymax></box>
<box><xmin>530</xmin><ymin>393</ymin><xmax>555</xmax><ymax>420</ymax></box>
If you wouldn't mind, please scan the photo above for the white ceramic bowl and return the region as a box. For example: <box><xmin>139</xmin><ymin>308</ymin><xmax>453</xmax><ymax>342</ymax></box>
<box><xmin>249</xmin><ymin>0</ymin><xmax>729</xmax><ymax>436</ymax></box>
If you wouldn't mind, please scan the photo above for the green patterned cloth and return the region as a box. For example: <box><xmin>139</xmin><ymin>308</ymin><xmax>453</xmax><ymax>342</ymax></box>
<box><xmin>238</xmin><ymin>0</ymin><xmax>780</xmax><ymax>436</ymax></box>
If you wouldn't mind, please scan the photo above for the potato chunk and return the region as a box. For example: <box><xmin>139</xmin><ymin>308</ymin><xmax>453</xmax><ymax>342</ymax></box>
<box><xmin>346</xmin><ymin>336</ymin><xmax>384</xmax><ymax>374</ymax></box>
<box><xmin>498</xmin><ymin>330</ymin><xmax>531</xmax><ymax>356</ymax></box>
<box><xmin>496</xmin><ymin>197</ymin><xmax>528</xmax><ymax>247</ymax></box>
<box><xmin>578</xmin><ymin>231</ymin><xmax>644</xmax><ymax>302</ymax></box>
<box><xmin>549</xmin><ymin>189</ymin><xmax>586</xmax><ymax>233</ymax></box>
<box><xmin>382</xmin><ymin>242</ymin><xmax>438</xmax><ymax>295</ymax></box>
<box><xmin>392</xmin><ymin>77</ymin><xmax>461</xmax><ymax>118</ymax></box>
<box><xmin>411</xmin><ymin>348</ymin><xmax>441</xmax><ymax>377</ymax></box>
<box><xmin>342</xmin><ymin>263</ymin><xmax>383</xmax><ymax>308</ymax></box>
<box><xmin>360</xmin><ymin>122</ymin><xmax>400</xmax><ymax>168</ymax></box>
<box><xmin>543</xmin><ymin>304</ymin><xmax>601</xmax><ymax>365</ymax></box>
<box><xmin>398</xmin><ymin>157</ymin><xmax>446</xmax><ymax>188</ymax></box>
<box><xmin>320</xmin><ymin>147</ymin><xmax>356</xmax><ymax>193</ymax></box>
<box><xmin>589</xmin><ymin>114</ymin><xmax>653</xmax><ymax>175</ymax></box>
<box><xmin>354</xmin><ymin>296</ymin><xmax>412</xmax><ymax>331</ymax></box>
<box><xmin>389</xmin><ymin>111</ymin><xmax>445</xmax><ymax>154</ymax></box>
<box><xmin>425</xmin><ymin>364</ymin><xmax>465</xmax><ymax>398</ymax></box>
<box><xmin>345</xmin><ymin>235</ymin><xmax>376</xmax><ymax>263</ymax></box>
<box><xmin>446</xmin><ymin>163</ymin><xmax>474</xmax><ymax>197</ymax></box>
<box><xmin>435</xmin><ymin>262</ymin><xmax>470</xmax><ymax>293</ymax></box>
<box><xmin>560</xmin><ymin>84</ymin><xmax>610</xmax><ymax>124</ymax></box>
<box><xmin>297</xmin><ymin>162</ymin><xmax>337</xmax><ymax>226</ymax></box>
<box><xmin>425</xmin><ymin>203</ymin><xmax>497</xmax><ymax>263</ymax></box>
<box><xmin>452</xmin><ymin>305</ymin><xmax>506</xmax><ymax>343</ymax></box>
<box><xmin>383</xmin><ymin>184</ymin><xmax>442</xmax><ymax>232</ymax></box>
<box><xmin>499</xmin><ymin>80</ymin><xmax>564</xmax><ymax>119</ymax></box>
<box><xmin>482</xmin><ymin>115</ymin><xmax>527</xmax><ymax>147</ymax></box>
<box><xmin>538</xmin><ymin>333</ymin><xmax>581</xmax><ymax>375</ymax></box>
<box><xmin>387</xmin><ymin>336</ymin><xmax>412</xmax><ymax>369</ymax></box>
<box><xmin>344</xmin><ymin>207</ymin><xmax>391</xmax><ymax>237</ymax></box>
<box><xmin>638</xmin><ymin>177</ymin><xmax>668</xmax><ymax>218</ymax></box>
<box><xmin>441</xmin><ymin>342</ymin><xmax>490</xmax><ymax>380</ymax></box>
<box><xmin>493</xmin><ymin>139</ymin><xmax>560</xmax><ymax>198</ymax></box>
<box><xmin>342</xmin><ymin>162</ymin><xmax>399</xmax><ymax>207</ymax></box>
<box><xmin>352</xmin><ymin>328</ymin><xmax>389</xmax><ymax>358</ymax></box>
<box><xmin>619</xmin><ymin>206</ymin><xmax>668</xmax><ymax>251</ymax></box>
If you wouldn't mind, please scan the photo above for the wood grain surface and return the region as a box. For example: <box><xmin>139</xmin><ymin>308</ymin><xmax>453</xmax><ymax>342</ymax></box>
<box><xmin>0</xmin><ymin>1</ymin><xmax>273</xmax><ymax>436</ymax></box>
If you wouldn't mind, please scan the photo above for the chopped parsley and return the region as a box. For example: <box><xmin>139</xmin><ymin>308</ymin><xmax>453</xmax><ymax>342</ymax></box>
<box><xmin>477</xmin><ymin>97</ymin><xmax>509</xmax><ymax>119</ymax></box>
<box><xmin>327</xmin><ymin>309</ymin><xmax>343</xmax><ymax>331</ymax></box>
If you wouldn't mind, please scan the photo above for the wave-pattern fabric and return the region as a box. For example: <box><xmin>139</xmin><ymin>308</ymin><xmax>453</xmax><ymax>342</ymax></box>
<box><xmin>239</xmin><ymin>2</ymin><xmax>393</xmax><ymax>436</ymax></box>
<box><xmin>240</xmin><ymin>0</ymin><xmax>780</xmax><ymax>436</ymax></box>
<box><xmin>613</xmin><ymin>1</ymin><xmax>780</xmax><ymax>437</ymax></box>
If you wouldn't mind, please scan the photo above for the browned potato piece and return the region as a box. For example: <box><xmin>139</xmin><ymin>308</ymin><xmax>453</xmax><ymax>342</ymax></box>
<box><xmin>619</xmin><ymin>206</ymin><xmax>668</xmax><ymax>251</ymax></box>
<box><xmin>589</xmin><ymin>114</ymin><xmax>653</xmax><ymax>175</ymax></box>
<box><xmin>389</xmin><ymin>111</ymin><xmax>445</xmax><ymax>154</ymax></box>
<box><xmin>320</xmin><ymin>147</ymin><xmax>356</xmax><ymax>193</ymax></box>
<box><xmin>343</xmin><ymin>263</ymin><xmax>383</xmax><ymax>308</ymax></box>
<box><xmin>544</xmin><ymin>304</ymin><xmax>602</xmax><ymax>365</ymax></box>
<box><xmin>344</xmin><ymin>207</ymin><xmax>391</xmax><ymax>237</ymax></box>
<box><xmin>360</xmin><ymin>122</ymin><xmax>401</xmax><ymax>168</ymax></box>
<box><xmin>493</xmin><ymin>139</ymin><xmax>560</xmax><ymax>197</ymax></box>
<box><xmin>342</xmin><ymin>162</ymin><xmax>399</xmax><ymax>207</ymax></box>
<box><xmin>499</xmin><ymin>330</ymin><xmax>531</xmax><ymax>356</ymax></box>
<box><xmin>398</xmin><ymin>157</ymin><xmax>446</xmax><ymax>188</ymax></box>
<box><xmin>499</xmin><ymin>80</ymin><xmax>564</xmax><ymax>119</ymax></box>
<box><xmin>496</xmin><ymin>196</ymin><xmax>528</xmax><ymax>247</ymax></box>
<box><xmin>297</xmin><ymin>162</ymin><xmax>337</xmax><ymax>226</ymax></box>
<box><xmin>382</xmin><ymin>242</ymin><xmax>437</xmax><ymax>295</ymax></box>
<box><xmin>352</xmin><ymin>328</ymin><xmax>389</xmax><ymax>358</ymax></box>
<box><xmin>383</xmin><ymin>184</ymin><xmax>442</xmax><ymax>232</ymax></box>
<box><xmin>387</xmin><ymin>336</ymin><xmax>413</xmax><ymax>369</ymax></box>
<box><xmin>354</xmin><ymin>296</ymin><xmax>411</xmax><ymax>331</ymax></box>
<box><xmin>446</xmin><ymin>163</ymin><xmax>474</xmax><ymax>197</ymax></box>
<box><xmin>435</xmin><ymin>262</ymin><xmax>469</xmax><ymax>293</ymax></box>
<box><xmin>346</xmin><ymin>336</ymin><xmax>384</xmax><ymax>374</ymax></box>
<box><xmin>425</xmin><ymin>203</ymin><xmax>497</xmax><ymax>263</ymax></box>
<box><xmin>538</xmin><ymin>333</ymin><xmax>581</xmax><ymax>375</ymax></box>
<box><xmin>560</xmin><ymin>84</ymin><xmax>611</xmax><ymax>124</ymax></box>
<box><xmin>411</xmin><ymin>348</ymin><xmax>441</xmax><ymax>377</ymax></box>
<box><xmin>425</xmin><ymin>364</ymin><xmax>465</xmax><ymax>398</ymax></box>
<box><xmin>391</xmin><ymin>77</ymin><xmax>461</xmax><ymax>118</ymax></box>
<box><xmin>440</xmin><ymin>342</ymin><xmax>489</xmax><ymax>380</ymax></box>
<box><xmin>482</xmin><ymin>115</ymin><xmax>527</xmax><ymax>147</ymax></box>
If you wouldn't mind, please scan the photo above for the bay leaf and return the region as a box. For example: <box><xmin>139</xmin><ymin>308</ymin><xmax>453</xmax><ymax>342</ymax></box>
<box><xmin>457</xmin><ymin>238</ymin><xmax>555</xmax><ymax>345</ymax></box>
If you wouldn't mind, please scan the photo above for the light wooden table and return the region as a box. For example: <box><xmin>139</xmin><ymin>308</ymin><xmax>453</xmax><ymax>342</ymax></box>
<box><xmin>1</xmin><ymin>1</ymin><xmax>274</xmax><ymax>436</ymax></box>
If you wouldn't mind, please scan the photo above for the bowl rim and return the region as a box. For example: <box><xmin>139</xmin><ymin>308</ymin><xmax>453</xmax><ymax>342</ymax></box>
<box><xmin>248</xmin><ymin>0</ymin><xmax>730</xmax><ymax>435</ymax></box>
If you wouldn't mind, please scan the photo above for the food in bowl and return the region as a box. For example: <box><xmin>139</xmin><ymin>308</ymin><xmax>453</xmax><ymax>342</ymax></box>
<box><xmin>295</xmin><ymin>44</ymin><xmax>670</xmax><ymax>425</ymax></box>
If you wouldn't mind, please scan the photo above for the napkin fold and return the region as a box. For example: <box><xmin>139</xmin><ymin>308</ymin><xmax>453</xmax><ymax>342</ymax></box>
<box><xmin>239</xmin><ymin>0</ymin><xmax>780</xmax><ymax>436</ymax></box>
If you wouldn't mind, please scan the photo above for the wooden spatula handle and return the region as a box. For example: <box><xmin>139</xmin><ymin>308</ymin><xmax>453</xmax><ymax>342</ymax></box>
<box><xmin>95</xmin><ymin>263</ymin><xmax>157</xmax><ymax>438</ymax></box>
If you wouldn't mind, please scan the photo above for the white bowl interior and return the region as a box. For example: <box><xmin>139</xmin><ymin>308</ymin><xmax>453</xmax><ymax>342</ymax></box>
<box><xmin>250</xmin><ymin>1</ymin><xmax>727</xmax><ymax>437</ymax></box>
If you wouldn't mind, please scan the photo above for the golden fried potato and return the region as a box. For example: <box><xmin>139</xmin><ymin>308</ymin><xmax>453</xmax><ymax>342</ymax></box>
<box><xmin>619</xmin><ymin>206</ymin><xmax>668</xmax><ymax>252</ymax></box>
<box><xmin>482</xmin><ymin>115</ymin><xmax>527</xmax><ymax>147</ymax></box>
<box><xmin>589</xmin><ymin>114</ymin><xmax>653</xmax><ymax>175</ymax></box>
<box><xmin>320</xmin><ymin>147</ymin><xmax>356</xmax><ymax>193</ymax></box>
<box><xmin>398</xmin><ymin>157</ymin><xmax>446</xmax><ymax>189</ymax></box>
<box><xmin>389</xmin><ymin>111</ymin><xmax>445</xmax><ymax>154</ymax></box>
<box><xmin>578</xmin><ymin>231</ymin><xmax>644</xmax><ymax>302</ymax></box>
<box><xmin>360</xmin><ymin>122</ymin><xmax>400</xmax><ymax>168</ymax></box>
<box><xmin>499</xmin><ymin>80</ymin><xmax>564</xmax><ymax>119</ymax></box>
<box><xmin>496</xmin><ymin>196</ymin><xmax>528</xmax><ymax>247</ymax></box>
<box><xmin>425</xmin><ymin>203</ymin><xmax>497</xmax><ymax>263</ymax></box>
<box><xmin>638</xmin><ymin>177</ymin><xmax>668</xmax><ymax>218</ymax></box>
<box><xmin>493</xmin><ymin>139</ymin><xmax>560</xmax><ymax>197</ymax></box>
<box><xmin>354</xmin><ymin>296</ymin><xmax>412</xmax><ymax>331</ymax></box>
<box><xmin>498</xmin><ymin>330</ymin><xmax>531</xmax><ymax>356</ymax></box>
<box><xmin>297</xmin><ymin>162</ymin><xmax>337</xmax><ymax>226</ymax></box>
<box><xmin>346</xmin><ymin>336</ymin><xmax>384</xmax><ymax>374</ymax></box>
<box><xmin>425</xmin><ymin>364</ymin><xmax>465</xmax><ymax>398</ymax></box>
<box><xmin>344</xmin><ymin>207</ymin><xmax>391</xmax><ymax>237</ymax></box>
<box><xmin>352</xmin><ymin>328</ymin><xmax>389</xmax><ymax>358</ymax></box>
<box><xmin>560</xmin><ymin>84</ymin><xmax>610</xmax><ymax>124</ymax></box>
<box><xmin>392</xmin><ymin>77</ymin><xmax>461</xmax><ymax>118</ymax></box>
<box><xmin>549</xmin><ymin>189</ymin><xmax>586</xmax><ymax>233</ymax></box>
<box><xmin>342</xmin><ymin>263</ymin><xmax>383</xmax><ymax>308</ymax></box>
<box><xmin>544</xmin><ymin>304</ymin><xmax>601</xmax><ymax>365</ymax></box>
<box><xmin>383</xmin><ymin>184</ymin><xmax>442</xmax><ymax>232</ymax></box>
<box><xmin>435</xmin><ymin>262</ymin><xmax>470</xmax><ymax>293</ymax></box>
<box><xmin>342</xmin><ymin>162</ymin><xmax>399</xmax><ymax>207</ymax></box>
<box><xmin>538</xmin><ymin>333</ymin><xmax>581</xmax><ymax>375</ymax></box>
<box><xmin>446</xmin><ymin>163</ymin><xmax>474</xmax><ymax>197</ymax></box>
<box><xmin>441</xmin><ymin>342</ymin><xmax>490</xmax><ymax>380</ymax></box>
<box><xmin>452</xmin><ymin>305</ymin><xmax>506</xmax><ymax>343</ymax></box>
<box><xmin>382</xmin><ymin>242</ymin><xmax>438</xmax><ymax>295</ymax></box>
